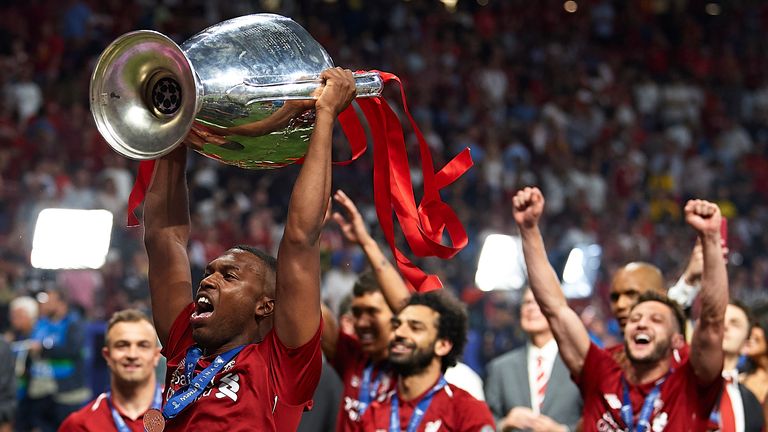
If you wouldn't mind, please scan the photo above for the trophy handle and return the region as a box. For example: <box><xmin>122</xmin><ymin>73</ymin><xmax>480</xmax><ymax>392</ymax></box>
<box><xmin>237</xmin><ymin>72</ymin><xmax>383</xmax><ymax>104</ymax></box>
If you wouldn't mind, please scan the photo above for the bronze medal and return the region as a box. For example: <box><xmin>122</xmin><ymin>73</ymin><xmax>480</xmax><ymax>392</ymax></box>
<box><xmin>143</xmin><ymin>408</ymin><xmax>166</xmax><ymax>432</ymax></box>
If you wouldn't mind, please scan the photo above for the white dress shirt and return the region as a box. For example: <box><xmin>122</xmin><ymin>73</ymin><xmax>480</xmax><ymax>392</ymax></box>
<box><xmin>526</xmin><ymin>338</ymin><xmax>558</xmax><ymax>415</ymax></box>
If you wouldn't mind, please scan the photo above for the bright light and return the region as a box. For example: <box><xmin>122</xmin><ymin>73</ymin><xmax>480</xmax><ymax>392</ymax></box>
<box><xmin>441</xmin><ymin>0</ymin><xmax>459</xmax><ymax>12</ymax></box>
<box><xmin>31</xmin><ymin>209</ymin><xmax>113</xmax><ymax>269</ymax></box>
<box><xmin>475</xmin><ymin>234</ymin><xmax>527</xmax><ymax>292</ymax></box>
<box><xmin>561</xmin><ymin>244</ymin><xmax>602</xmax><ymax>298</ymax></box>
<box><xmin>564</xmin><ymin>0</ymin><xmax>578</xmax><ymax>13</ymax></box>
<box><xmin>705</xmin><ymin>3</ymin><xmax>721</xmax><ymax>15</ymax></box>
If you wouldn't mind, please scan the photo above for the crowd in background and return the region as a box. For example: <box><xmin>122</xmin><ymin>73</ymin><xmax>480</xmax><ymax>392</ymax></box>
<box><xmin>2</xmin><ymin>0</ymin><xmax>768</xmax><ymax>403</ymax></box>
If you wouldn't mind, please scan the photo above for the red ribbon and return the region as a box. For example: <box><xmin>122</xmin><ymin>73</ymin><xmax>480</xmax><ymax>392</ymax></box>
<box><xmin>127</xmin><ymin>159</ymin><xmax>156</xmax><ymax>226</ymax></box>
<box><xmin>125</xmin><ymin>70</ymin><xmax>473</xmax><ymax>292</ymax></box>
<box><xmin>338</xmin><ymin>71</ymin><xmax>472</xmax><ymax>291</ymax></box>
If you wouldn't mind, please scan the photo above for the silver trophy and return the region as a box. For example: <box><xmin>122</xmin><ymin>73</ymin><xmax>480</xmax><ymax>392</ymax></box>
<box><xmin>90</xmin><ymin>14</ymin><xmax>383</xmax><ymax>169</ymax></box>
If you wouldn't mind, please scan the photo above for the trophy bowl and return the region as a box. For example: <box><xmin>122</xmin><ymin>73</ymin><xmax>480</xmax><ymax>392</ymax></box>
<box><xmin>90</xmin><ymin>14</ymin><xmax>383</xmax><ymax>169</ymax></box>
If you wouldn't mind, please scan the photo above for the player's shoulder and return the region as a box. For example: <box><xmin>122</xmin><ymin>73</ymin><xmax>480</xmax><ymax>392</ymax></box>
<box><xmin>60</xmin><ymin>393</ymin><xmax>109</xmax><ymax>429</ymax></box>
<box><xmin>442</xmin><ymin>384</ymin><xmax>495</xmax><ymax>430</ymax></box>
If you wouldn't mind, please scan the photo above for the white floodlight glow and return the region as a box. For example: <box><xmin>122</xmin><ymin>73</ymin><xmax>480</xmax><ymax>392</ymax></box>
<box><xmin>561</xmin><ymin>243</ymin><xmax>602</xmax><ymax>298</ymax></box>
<box><xmin>475</xmin><ymin>234</ymin><xmax>526</xmax><ymax>292</ymax></box>
<box><xmin>31</xmin><ymin>209</ymin><xmax>113</xmax><ymax>270</ymax></box>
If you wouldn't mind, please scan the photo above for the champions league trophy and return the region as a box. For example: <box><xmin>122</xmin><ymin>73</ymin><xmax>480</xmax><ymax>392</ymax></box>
<box><xmin>89</xmin><ymin>14</ymin><xmax>383</xmax><ymax>168</ymax></box>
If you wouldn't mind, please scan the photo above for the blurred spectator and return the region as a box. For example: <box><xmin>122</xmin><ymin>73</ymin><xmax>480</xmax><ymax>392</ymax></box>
<box><xmin>485</xmin><ymin>288</ymin><xmax>582</xmax><ymax>431</ymax></box>
<box><xmin>0</xmin><ymin>339</ymin><xmax>14</xmax><ymax>432</ymax></box>
<box><xmin>742</xmin><ymin>318</ymin><xmax>768</xmax><ymax>404</ymax></box>
<box><xmin>22</xmin><ymin>288</ymin><xmax>90</xmax><ymax>432</ymax></box>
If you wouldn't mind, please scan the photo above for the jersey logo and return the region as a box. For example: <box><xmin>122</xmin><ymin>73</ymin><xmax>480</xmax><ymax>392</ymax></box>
<box><xmin>215</xmin><ymin>372</ymin><xmax>240</xmax><ymax>402</ymax></box>
<box><xmin>425</xmin><ymin>420</ymin><xmax>442</xmax><ymax>432</ymax></box>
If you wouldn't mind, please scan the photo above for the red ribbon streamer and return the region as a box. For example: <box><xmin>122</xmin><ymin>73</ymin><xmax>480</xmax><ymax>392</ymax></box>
<box><xmin>125</xmin><ymin>70</ymin><xmax>473</xmax><ymax>292</ymax></box>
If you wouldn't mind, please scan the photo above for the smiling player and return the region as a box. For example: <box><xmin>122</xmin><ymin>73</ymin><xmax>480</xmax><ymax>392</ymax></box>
<box><xmin>512</xmin><ymin>187</ymin><xmax>727</xmax><ymax>431</ymax></box>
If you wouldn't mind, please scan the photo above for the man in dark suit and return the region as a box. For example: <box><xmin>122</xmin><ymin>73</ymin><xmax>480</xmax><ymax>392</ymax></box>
<box><xmin>711</xmin><ymin>301</ymin><xmax>764</xmax><ymax>432</ymax></box>
<box><xmin>486</xmin><ymin>288</ymin><xmax>582</xmax><ymax>431</ymax></box>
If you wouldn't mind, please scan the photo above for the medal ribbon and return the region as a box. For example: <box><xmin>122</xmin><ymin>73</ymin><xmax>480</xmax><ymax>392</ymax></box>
<box><xmin>107</xmin><ymin>383</ymin><xmax>163</xmax><ymax>432</ymax></box>
<box><xmin>620</xmin><ymin>374</ymin><xmax>667</xmax><ymax>432</ymax></box>
<box><xmin>358</xmin><ymin>362</ymin><xmax>384</xmax><ymax>415</ymax></box>
<box><xmin>162</xmin><ymin>345</ymin><xmax>244</xmax><ymax>420</ymax></box>
<box><xmin>389</xmin><ymin>376</ymin><xmax>447</xmax><ymax>432</ymax></box>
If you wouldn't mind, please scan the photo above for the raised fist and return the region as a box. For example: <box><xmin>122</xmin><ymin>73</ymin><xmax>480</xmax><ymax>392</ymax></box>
<box><xmin>512</xmin><ymin>187</ymin><xmax>545</xmax><ymax>230</ymax></box>
<box><xmin>684</xmin><ymin>199</ymin><xmax>722</xmax><ymax>237</ymax></box>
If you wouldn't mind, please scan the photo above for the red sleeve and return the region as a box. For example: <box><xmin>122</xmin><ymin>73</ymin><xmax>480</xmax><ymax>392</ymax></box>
<box><xmin>268</xmin><ymin>318</ymin><xmax>323</xmax><ymax>407</ymax></box>
<box><xmin>58</xmin><ymin>414</ymin><xmax>87</xmax><ymax>432</ymax></box>
<box><xmin>160</xmin><ymin>303</ymin><xmax>195</xmax><ymax>360</ymax></box>
<box><xmin>573</xmin><ymin>342</ymin><xmax>619</xmax><ymax>396</ymax></box>
<box><xmin>331</xmin><ymin>329</ymin><xmax>361</xmax><ymax>376</ymax></box>
<box><xmin>456</xmin><ymin>390</ymin><xmax>496</xmax><ymax>432</ymax></box>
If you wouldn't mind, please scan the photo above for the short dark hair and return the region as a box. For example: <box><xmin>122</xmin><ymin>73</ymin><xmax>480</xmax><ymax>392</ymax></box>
<box><xmin>105</xmin><ymin>309</ymin><xmax>155</xmax><ymax>346</ymax></box>
<box><xmin>352</xmin><ymin>271</ymin><xmax>381</xmax><ymax>297</ymax></box>
<box><xmin>405</xmin><ymin>290</ymin><xmax>468</xmax><ymax>372</ymax></box>
<box><xmin>231</xmin><ymin>245</ymin><xmax>277</xmax><ymax>272</ymax></box>
<box><xmin>632</xmin><ymin>291</ymin><xmax>687</xmax><ymax>335</ymax></box>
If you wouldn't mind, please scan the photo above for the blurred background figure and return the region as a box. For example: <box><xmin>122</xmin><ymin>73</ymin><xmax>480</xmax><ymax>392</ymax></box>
<box><xmin>741</xmin><ymin>318</ymin><xmax>768</xmax><ymax>404</ymax></box>
<box><xmin>22</xmin><ymin>288</ymin><xmax>90</xmax><ymax>432</ymax></box>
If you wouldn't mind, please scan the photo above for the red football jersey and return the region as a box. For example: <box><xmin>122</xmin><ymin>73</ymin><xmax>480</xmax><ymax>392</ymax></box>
<box><xmin>59</xmin><ymin>393</ymin><xmax>146</xmax><ymax>432</ymax></box>
<box><xmin>357</xmin><ymin>380</ymin><xmax>495</xmax><ymax>432</ymax></box>
<box><xmin>161</xmin><ymin>303</ymin><xmax>322</xmax><ymax>432</ymax></box>
<box><xmin>577</xmin><ymin>343</ymin><xmax>722</xmax><ymax>432</ymax></box>
<box><xmin>332</xmin><ymin>330</ymin><xmax>396</xmax><ymax>431</ymax></box>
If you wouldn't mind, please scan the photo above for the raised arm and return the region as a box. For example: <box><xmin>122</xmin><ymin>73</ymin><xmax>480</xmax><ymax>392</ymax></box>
<box><xmin>275</xmin><ymin>68</ymin><xmax>356</xmax><ymax>348</ymax></box>
<box><xmin>332</xmin><ymin>189</ymin><xmax>410</xmax><ymax>312</ymax></box>
<box><xmin>686</xmin><ymin>199</ymin><xmax>727</xmax><ymax>384</ymax></box>
<box><xmin>512</xmin><ymin>187</ymin><xmax>591</xmax><ymax>376</ymax></box>
<box><xmin>143</xmin><ymin>146</ymin><xmax>193</xmax><ymax>346</ymax></box>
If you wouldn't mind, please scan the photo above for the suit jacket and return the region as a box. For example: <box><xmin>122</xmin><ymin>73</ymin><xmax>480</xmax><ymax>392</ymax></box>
<box><xmin>486</xmin><ymin>344</ymin><xmax>582</xmax><ymax>432</ymax></box>
<box><xmin>739</xmin><ymin>383</ymin><xmax>764</xmax><ymax>432</ymax></box>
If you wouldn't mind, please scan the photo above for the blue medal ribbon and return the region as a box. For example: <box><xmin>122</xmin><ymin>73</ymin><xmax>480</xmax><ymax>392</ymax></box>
<box><xmin>620</xmin><ymin>374</ymin><xmax>667</xmax><ymax>432</ymax></box>
<box><xmin>162</xmin><ymin>345</ymin><xmax>245</xmax><ymax>420</ymax></box>
<box><xmin>359</xmin><ymin>362</ymin><xmax>384</xmax><ymax>415</ymax></box>
<box><xmin>389</xmin><ymin>376</ymin><xmax>447</xmax><ymax>432</ymax></box>
<box><xmin>108</xmin><ymin>384</ymin><xmax>163</xmax><ymax>432</ymax></box>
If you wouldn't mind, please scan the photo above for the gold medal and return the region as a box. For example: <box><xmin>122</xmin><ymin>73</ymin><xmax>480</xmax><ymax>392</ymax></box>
<box><xmin>143</xmin><ymin>408</ymin><xmax>166</xmax><ymax>432</ymax></box>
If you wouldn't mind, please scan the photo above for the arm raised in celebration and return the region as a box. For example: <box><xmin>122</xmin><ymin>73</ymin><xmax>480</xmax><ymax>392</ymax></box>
<box><xmin>512</xmin><ymin>187</ymin><xmax>591</xmax><ymax>376</ymax></box>
<box><xmin>275</xmin><ymin>68</ymin><xmax>356</xmax><ymax>348</ymax></box>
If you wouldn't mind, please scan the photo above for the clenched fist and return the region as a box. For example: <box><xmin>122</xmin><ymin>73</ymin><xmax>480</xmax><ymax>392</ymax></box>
<box><xmin>684</xmin><ymin>199</ymin><xmax>722</xmax><ymax>238</ymax></box>
<box><xmin>512</xmin><ymin>187</ymin><xmax>545</xmax><ymax>230</ymax></box>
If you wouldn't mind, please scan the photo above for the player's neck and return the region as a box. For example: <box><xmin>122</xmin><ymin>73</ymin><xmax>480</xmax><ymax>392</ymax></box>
<box><xmin>397</xmin><ymin>360</ymin><xmax>442</xmax><ymax>402</ymax></box>
<box><xmin>111</xmin><ymin>377</ymin><xmax>157</xmax><ymax>420</ymax></box>
<box><xmin>723</xmin><ymin>353</ymin><xmax>740</xmax><ymax>372</ymax></box>
<box><xmin>627</xmin><ymin>357</ymin><xmax>670</xmax><ymax>385</ymax></box>
<box><xmin>370</xmin><ymin>349</ymin><xmax>388</xmax><ymax>363</ymax></box>
<box><xmin>530</xmin><ymin>331</ymin><xmax>554</xmax><ymax>348</ymax></box>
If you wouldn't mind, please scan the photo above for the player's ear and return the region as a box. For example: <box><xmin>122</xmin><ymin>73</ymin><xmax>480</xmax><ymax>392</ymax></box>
<box><xmin>434</xmin><ymin>338</ymin><xmax>453</xmax><ymax>358</ymax></box>
<box><xmin>255</xmin><ymin>297</ymin><xmax>275</xmax><ymax>319</ymax></box>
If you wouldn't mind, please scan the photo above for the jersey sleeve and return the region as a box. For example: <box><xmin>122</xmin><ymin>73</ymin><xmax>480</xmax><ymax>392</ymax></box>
<box><xmin>331</xmin><ymin>329</ymin><xmax>361</xmax><ymax>377</ymax></box>
<box><xmin>160</xmin><ymin>303</ymin><xmax>195</xmax><ymax>361</ymax></box>
<box><xmin>457</xmin><ymin>394</ymin><xmax>496</xmax><ymax>432</ymax></box>
<box><xmin>573</xmin><ymin>342</ymin><xmax>617</xmax><ymax>397</ymax></box>
<box><xmin>268</xmin><ymin>318</ymin><xmax>323</xmax><ymax>407</ymax></box>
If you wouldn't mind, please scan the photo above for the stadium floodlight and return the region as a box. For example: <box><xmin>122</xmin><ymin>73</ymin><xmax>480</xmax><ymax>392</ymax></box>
<box><xmin>561</xmin><ymin>243</ymin><xmax>602</xmax><ymax>298</ymax></box>
<box><xmin>31</xmin><ymin>209</ymin><xmax>113</xmax><ymax>270</ymax></box>
<box><xmin>475</xmin><ymin>234</ymin><xmax>527</xmax><ymax>292</ymax></box>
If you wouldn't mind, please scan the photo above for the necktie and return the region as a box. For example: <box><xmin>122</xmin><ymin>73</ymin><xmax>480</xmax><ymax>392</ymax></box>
<box><xmin>534</xmin><ymin>355</ymin><xmax>547</xmax><ymax>412</ymax></box>
<box><xmin>719</xmin><ymin>377</ymin><xmax>736</xmax><ymax>432</ymax></box>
